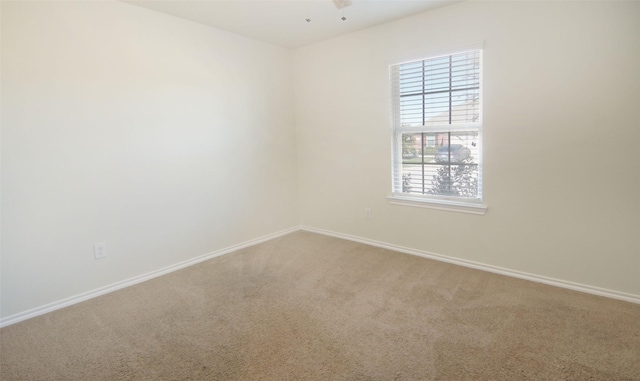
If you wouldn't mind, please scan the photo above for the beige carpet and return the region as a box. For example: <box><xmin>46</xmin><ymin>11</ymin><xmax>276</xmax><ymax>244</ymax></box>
<box><xmin>1</xmin><ymin>231</ymin><xmax>639</xmax><ymax>380</ymax></box>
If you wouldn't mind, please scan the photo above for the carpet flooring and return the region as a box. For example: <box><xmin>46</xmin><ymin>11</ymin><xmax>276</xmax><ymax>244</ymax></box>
<box><xmin>1</xmin><ymin>231</ymin><xmax>639</xmax><ymax>380</ymax></box>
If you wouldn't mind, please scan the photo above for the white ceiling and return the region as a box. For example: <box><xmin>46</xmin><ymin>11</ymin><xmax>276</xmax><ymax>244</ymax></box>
<box><xmin>123</xmin><ymin>0</ymin><xmax>462</xmax><ymax>49</ymax></box>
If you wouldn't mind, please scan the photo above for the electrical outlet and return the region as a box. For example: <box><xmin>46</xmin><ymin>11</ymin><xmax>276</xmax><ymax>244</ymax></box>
<box><xmin>364</xmin><ymin>208</ymin><xmax>372</xmax><ymax>220</ymax></box>
<box><xmin>94</xmin><ymin>242</ymin><xmax>107</xmax><ymax>259</ymax></box>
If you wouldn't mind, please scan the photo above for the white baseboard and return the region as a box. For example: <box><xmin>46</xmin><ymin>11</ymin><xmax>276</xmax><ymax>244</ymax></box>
<box><xmin>300</xmin><ymin>226</ymin><xmax>640</xmax><ymax>305</ymax></box>
<box><xmin>3</xmin><ymin>224</ymin><xmax>637</xmax><ymax>328</ymax></box>
<box><xmin>0</xmin><ymin>226</ymin><xmax>300</xmax><ymax>328</ymax></box>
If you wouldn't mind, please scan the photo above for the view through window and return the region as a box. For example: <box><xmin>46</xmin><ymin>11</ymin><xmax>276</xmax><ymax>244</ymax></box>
<box><xmin>391</xmin><ymin>49</ymin><xmax>482</xmax><ymax>204</ymax></box>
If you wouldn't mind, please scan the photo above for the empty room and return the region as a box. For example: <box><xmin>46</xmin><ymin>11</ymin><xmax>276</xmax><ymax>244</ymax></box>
<box><xmin>1</xmin><ymin>0</ymin><xmax>639</xmax><ymax>379</ymax></box>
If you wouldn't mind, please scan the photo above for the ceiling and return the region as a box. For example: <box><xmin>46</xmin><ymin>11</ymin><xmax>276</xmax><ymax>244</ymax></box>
<box><xmin>123</xmin><ymin>0</ymin><xmax>462</xmax><ymax>49</ymax></box>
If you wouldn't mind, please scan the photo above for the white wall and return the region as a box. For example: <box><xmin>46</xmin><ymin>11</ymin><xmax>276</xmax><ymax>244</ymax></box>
<box><xmin>294</xmin><ymin>1</ymin><xmax>640</xmax><ymax>297</ymax></box>
<box><xmin>2</xmin><ymin>0</ymin><xmax>638</xmax><ymax>322</ymax></box>
<box><xmin>1</xmin><ymin>1</ymin><xmax>298</xmax><ymax>319</ymax></box>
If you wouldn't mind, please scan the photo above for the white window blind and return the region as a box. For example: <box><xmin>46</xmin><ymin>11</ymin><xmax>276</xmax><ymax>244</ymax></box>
<box><xmin>390</xmin><ymin>50</ymin><xmax>483</xmax><ymax>205</ymax></box>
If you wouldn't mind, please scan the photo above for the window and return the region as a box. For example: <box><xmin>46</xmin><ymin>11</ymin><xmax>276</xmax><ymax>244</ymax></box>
<box><xmin>389</xmin><ymin>49</ymin><xmax>485</xmax><ymax>213</ymax></box>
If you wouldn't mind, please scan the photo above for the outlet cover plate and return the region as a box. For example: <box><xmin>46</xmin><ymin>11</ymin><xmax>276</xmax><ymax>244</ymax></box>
<box><xmin>94</xmin><ymin>242</ymin><xmax>107</xmax><ymax>259</ymax></box>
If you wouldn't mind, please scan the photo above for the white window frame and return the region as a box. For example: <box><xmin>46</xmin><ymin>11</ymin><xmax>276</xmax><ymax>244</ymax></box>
<box><xmin>388</xmin><ymin>47</ymin><xmax>487</xmax><ymax>215</ymax></box>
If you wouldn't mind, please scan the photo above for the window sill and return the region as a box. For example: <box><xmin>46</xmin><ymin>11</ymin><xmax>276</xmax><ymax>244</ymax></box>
<box><xmin>387</xmin><ymin>195</ymin><xmax>487</xmax><ymax>215</ymax></box>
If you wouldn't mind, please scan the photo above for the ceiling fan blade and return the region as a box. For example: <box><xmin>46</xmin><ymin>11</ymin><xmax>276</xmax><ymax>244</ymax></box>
<box><xmin>332</xmin><ymin>0</ymin><xmax>353</xmax><ymax>10</ymax></box>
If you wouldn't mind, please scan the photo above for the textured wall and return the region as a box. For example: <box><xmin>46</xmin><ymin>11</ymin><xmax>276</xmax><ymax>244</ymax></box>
<box><xmin>293</xmin><ymin>1</ymin><xmax>640</xmax><ymax>297</ymax></box>
<box><xmin>1</xmin><ymin>1</ymin><xmax>298</xmax><ymax>318</ymax></box>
